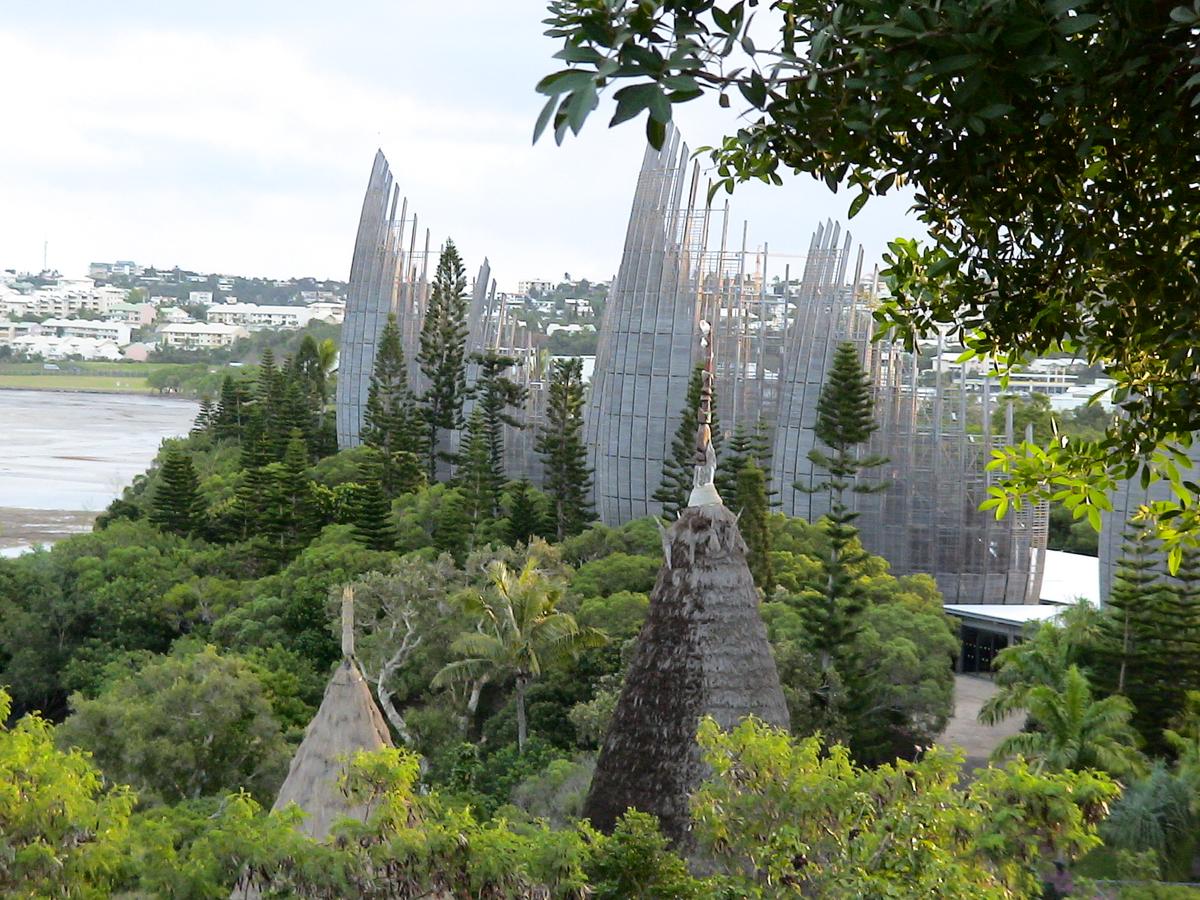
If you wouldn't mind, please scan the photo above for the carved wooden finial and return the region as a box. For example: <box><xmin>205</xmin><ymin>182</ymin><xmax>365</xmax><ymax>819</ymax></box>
<box><xmin>689</xmin><ymin>320</ymin><xmax>722</xmax><ymax>507</ymax></box>
<box><xmin>341</xmin><ymin>584</ymin><xmax>355</xmax><ymax>659</ymax></box>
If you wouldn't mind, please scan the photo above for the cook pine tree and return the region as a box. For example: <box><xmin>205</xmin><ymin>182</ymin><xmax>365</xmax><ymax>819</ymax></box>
<box><xmin>150</xmin><ymin>448</ymin><xmax>206</xmax><ymax>538</ymax></box>
<box><xmin>470</xmin><ymin>350</ymin><xmax>527</xmax><ymax>515</ymax></box>
<box><xmin>801</xmin><ymin>341</ymin><xmax>887</xmax><ymax>672</ymax></box>
<box><xmin>734</xmin><ymin>459</ymin><xmax>774</xmax><ymax>594</ymax></box>
<box><xmin>1097</xmin><ymin>525</ymin><xmax>1199</xmax><ymax>754</ymax></box>
<box><xmin>417</xmin><ymin>241</ymin><xmax>470</xmax><ymax>479</ymax></box>
<box><xmin>535</xmin><ymin>357</ymin><xmax>594</xmax><ymax>540</ymax></box>
<box><xmin>363</xmin><ymin>314</ymin><xmax>425</xmax><ymax>495</ymax></box>
<box><xmin>456</xmin><ymin>407</ymin><xmax>500</xmax><ymax>544</ymax></box>
<box><xmin>653</xmin><ymin>366</ymin><xmax>721</xmax><ymax>519</ymax></box>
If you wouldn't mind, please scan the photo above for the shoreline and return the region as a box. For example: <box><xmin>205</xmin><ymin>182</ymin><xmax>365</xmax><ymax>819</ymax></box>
<box><xmin>0</xmin><ymin>507</ymin><xmax>97</xmax><ymax>552</ymax></box>
<box><xmin>0</xmin><ymin>384</ymin><xmax>197</xmax><ymax>401</ymax></box>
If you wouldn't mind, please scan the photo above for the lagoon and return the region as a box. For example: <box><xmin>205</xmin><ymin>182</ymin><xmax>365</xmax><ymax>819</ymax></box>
<box><xmin>0</xmin><ymin>390</ymin><xmax>197</xmax><ymax>549</ymax></box>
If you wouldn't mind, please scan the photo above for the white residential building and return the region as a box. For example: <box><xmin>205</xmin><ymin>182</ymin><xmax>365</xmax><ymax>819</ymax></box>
<box><xmin>518</xmin><ymin>278</ymin><xmax>553</xmax><ymax>296</ymax></box>
<box><xmin>0</xmin><ymin>278</ymin><xmax>126</xmax><ymax>319</ymax></box>
<box><xmin>105</xmin><ymin>302</ymin><xmax>157</xmax><ymax>327</ymax></box>
<box><xmin>40</xmin><ymin>318</ymin><xmax>133</xmax><ymax>345</ymax></box>
<box><xmin>188</xmin><ymin>290</ymin><xmax>214</xmax><ymax>305</ymax></box>
<box><xmin>306</xmin><ymin>299</ymin><xmax>345</xmax><ymax>324</ymax></box>
<box><xmin>0</xmin><ymin>319</ymin><xmax>37</xmax><ymax>343</ymax></box>
<box><xmin>159</xmin><ymin>322</ymin><xmax>248</xmax><ymax>349</ymax></box>
<box><xmin>546</xmin><ymin>323</ymin><xmax>596</xmax><ymax>336</ymax></box>
<box><xmin>11</xmin><ymin>335</ymin><xmax>125</xmax><ymax>361</ymax></box>
<box><xmin>206</xmin><ymin>303</ymin><xmax>314</xmax><ymax>330</ymax></box>
<box><xmin>159</xmin><ymin>307</ymin><xmax>194</xmax><ymax>324</ymax></box>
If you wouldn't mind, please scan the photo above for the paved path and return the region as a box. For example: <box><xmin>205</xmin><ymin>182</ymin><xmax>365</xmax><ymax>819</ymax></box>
<box><xmin>937</xmin><ymin>674</ymin><xmax>1025</xmax><ymax>771</ymax></box>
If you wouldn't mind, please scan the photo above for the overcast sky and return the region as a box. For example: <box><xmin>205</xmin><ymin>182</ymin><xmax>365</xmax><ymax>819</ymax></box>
<box><xmin>0</xmin><ymin>1</ymin><xmax>921</xmax><ymax>291</ymax></box>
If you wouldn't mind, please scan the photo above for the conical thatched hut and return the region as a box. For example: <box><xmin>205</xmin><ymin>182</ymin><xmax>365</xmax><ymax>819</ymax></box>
<box><xmin>271</xmin><ymin>587</ymin><xmax>393</xmax><ymax>839</ymax></box>
<box><xmin>582</xmin><ymin>500</ymin><xmax>790</xmax><ymax>848</ymax></box>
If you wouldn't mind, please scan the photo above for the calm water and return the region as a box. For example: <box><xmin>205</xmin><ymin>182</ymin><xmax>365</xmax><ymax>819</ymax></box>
<box><xmin>0</xmin><ymin>390</ymin><xmax>198</xmax><ymax>511</ymax></box>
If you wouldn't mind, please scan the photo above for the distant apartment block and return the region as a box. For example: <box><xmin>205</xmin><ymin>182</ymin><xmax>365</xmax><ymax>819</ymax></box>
<box><xmin>88</xmin><ymin>260</ymin><xmax>141</xmax><ymax>280</ymax></box>
<box><xmin>40</xmin><ymin>318</ymin><xmax>133</xmax><ymax>345</ymax></box>
<box><xmin>105</xmin><ymin>302</ymin><xmax>157</xmax><ymax>327</ymax></box>
<box><xmin>518</xmin><ymin>278</ymin><xmax>553</xmax><ymax>295</ymax></box>
<box><xmin>0</xmin><ymin>319</ymin><xmax>38</xmax><ymax>343</ymax></box>
<box><xmin>10</xmin><ymin>335</ymin><xmax>125</xmax><ymax>361</ymax></box>
<box><xmin>188</xmin><ymin>290</ymin><xmax>214</xmax><ymax>306</ymax></box>
<box><xmin>206</xmin><ymin>303</ymin><xmax>316</xmax><ymax>330</ymax></box>
<box><xmin>0</xmin><ymin>279</ymin><xmax>126</xmax><ymax>319</ymax></box>
<box><xmin>159</xmin><ymin>322</ymin><xmax>248</xmax><ymax>349</ymax></box>
<box><xmin>158</xmin><ymin>307</ymin><xmax>195</xmax><ymax>324</ymax></box>
<box><xmin>564</xmin><ymin>298</ymin><xmax>595</xmax><ymax>317</ymax></box>
<box><xmin>306</xmin><ymin>300</ymin><xmax>346</xmax><ymax>324</ymax></box>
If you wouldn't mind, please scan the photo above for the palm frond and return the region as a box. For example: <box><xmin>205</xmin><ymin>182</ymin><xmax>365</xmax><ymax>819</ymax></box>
<box><xmin>432</xmin><ymin>657</ymin><xmax>493</xmax><ymax>688</ymax></box>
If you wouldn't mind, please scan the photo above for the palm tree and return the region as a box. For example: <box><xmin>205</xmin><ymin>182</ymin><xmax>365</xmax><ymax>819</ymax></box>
<box><xmin>991</xmin><ymin>665</ymin><xmax>1145</xmax><ymax>779</ymax></box>
<box><xmin>433</xmin><ymin>558</ymin><xmax>607</xmax><ymax>752</ymax></box>
<box><xmin>317</xmin><ymin>337</ymin><xmax>338</xmax><ymax>399</ymax></box>
<box><xmin>979</xmin><ymin>601</ymin><xmax>1101</xmax><ymax>726</ymax></box>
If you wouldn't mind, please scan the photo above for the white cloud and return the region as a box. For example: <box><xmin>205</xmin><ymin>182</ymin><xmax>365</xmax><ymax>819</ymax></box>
<box><xmin>0</xmin><ymin>16</ymin><xmax>920</xmax><ymax>288</ymax></box>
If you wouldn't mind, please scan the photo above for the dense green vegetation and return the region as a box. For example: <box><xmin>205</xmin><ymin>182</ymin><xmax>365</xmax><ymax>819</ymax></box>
<box><xmin>5</xmin><ymin>243</ymin><xmax>1198</xmax><ymax>894</ymax></box>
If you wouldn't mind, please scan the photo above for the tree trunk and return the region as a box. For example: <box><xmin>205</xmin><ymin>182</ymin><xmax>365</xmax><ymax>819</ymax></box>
<box><xmin>515</xmin><ymin>674</ymin><xmax>529</xmax><ymax>753</ymax></box>
<box><xmin>467</xmin><ymin>675</ymin><xmax>489</xmax><ymax>717</ymax></box>
<box><xmin>376</xmin><ymin>678</ymin><xmax>413</xmax><ymax>745</ymax></box>
<box><xmin>1118</xmin><ymin>612</ymin><xmax>1130</xmax><ymax>694</ymax></box>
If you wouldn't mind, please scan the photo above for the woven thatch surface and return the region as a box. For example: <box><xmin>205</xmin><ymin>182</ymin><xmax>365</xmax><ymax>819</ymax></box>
<box><xmin>583</xmin><ymin>503</ymin><xmax>789</xmax><ymax>848</ymax></box>
<box><xmin>271</xmin><ymin>658</ymin><xmax>393</xmax><ymax>839</ymax></box>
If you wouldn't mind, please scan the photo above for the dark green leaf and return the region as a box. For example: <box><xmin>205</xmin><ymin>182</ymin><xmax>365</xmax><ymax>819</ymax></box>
<box><xmin>1055</xmin><ymin>13</ymin><xmax>1101</xmax><ymax>34</ymax></box>
<box><xmin>848</xmin><ymin>191</ymin><xmax>869</xmax><ymax>219</ymax></box>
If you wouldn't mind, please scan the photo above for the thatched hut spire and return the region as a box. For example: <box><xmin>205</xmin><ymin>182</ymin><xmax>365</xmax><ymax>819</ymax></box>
<box><xmin>269</xmin><ymin>585</ymin><xmax>393</xmax><ymax>839</ymax></box>
<box><xmin>583</xmin><ymin>324</ymin><xmax>788</xmax><ymax>850</ymax></box>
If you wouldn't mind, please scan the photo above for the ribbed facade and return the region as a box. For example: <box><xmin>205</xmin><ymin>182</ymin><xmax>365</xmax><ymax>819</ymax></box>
<box><xmin>585</xmin><ymin>131</ymin><xmax>705</xmax><ymax>523</ymax></box>
<box><xmin>336</xmin><ymin>150</ymin><xmax>432</xmax><ymax>449</ymax></box>
<box><xmin>585</xmin><ymin>128</ymin><xmax>1048</xmax><ymax>604</ymax></box>
<box><xmin>1098</xmin><ymin>444</ymin><xmax>1200</xmax><ymax>601</ymax></box>
<box><xmin>337</xmin><ymin>150</ymin><xmax>540</xmax><ymax>480</ymax></box>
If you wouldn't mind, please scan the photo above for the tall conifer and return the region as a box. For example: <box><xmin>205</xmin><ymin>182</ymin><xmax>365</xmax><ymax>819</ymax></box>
<box><xmin>653</xmin><ymin>366</ymin><xmax>721</xmax><ymax>519</ymax></box>
<box><xmin>472</xmin><ymin>351</ymin><xmax>527</xmax><ymax>494</ymax></box>
<box><xmin>211</xmin><ymin>376</ymin><xmax>251</xmax><ymax>442</ymax></box>
<box><xmin>505</xmin><ymin>480</ymin><xmax>546</xmax><ymax>546</ymax></box>
<box><xmin>801</xmin><ymin>341</ymin><xmax>887</xmax><ymax>670</ymax></box>
<box><xmin>719</xmin><ymin>419</ymin><xmax>775</xmax><ymax>504</ymax></box>
<box><xmin>734</xmin><ymin>459</ymin><xmax>774</xmax><ymax>593</ymax></box>
<box><xmin>150</xmin><ymin>449</ymin><xmax>206</xmax><ymax>538</ymax></box>
<box><xmin>418</xmin><ymin>241</ymin><xmax>470</xmax><ymax>479</ymax></box>
<box><xmin>349</xmin><ymin>468</ymin><xmax>396</xmax><ymax>552</ymax></box>
<box><xmin>258</xmin><ymin>430</ymin><xmax>319</xmax><ymax>562</ymax></box>
<box><xmin>1097</xmin><ymin>526</ymin><xmax>1198</xmax><ymax>753</ymax></box>
<box><xmin>456</xmin><ymin>408</ymin><xmax>499</xmax><ymax>535</ymax></box>
<box><xmin>536</xmin><ymin>357</ymin><xmax>594</xmax><ymax>540</ymax></box>
<box><xmin>363</xmin><ymin>314</ymin><xmax>426</xmax><ymax>494</ymax></box>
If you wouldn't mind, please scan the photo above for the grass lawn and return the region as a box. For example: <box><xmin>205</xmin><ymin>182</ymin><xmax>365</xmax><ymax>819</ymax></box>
<box><xmin>0</xmin><ymin>374</ymin><xmax>152</xmax><ymax>392</ymax></box>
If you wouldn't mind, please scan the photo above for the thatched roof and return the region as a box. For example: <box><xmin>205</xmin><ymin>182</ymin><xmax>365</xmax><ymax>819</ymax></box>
<box><xmin>271</xmin><ymin>657</ymin><xmax>393</xmax><ymax>840</ymax></box>
<box><xmin>583</xmin><ymin>502</ymin><xmax>789</xmax><ymax>849</ymax></box>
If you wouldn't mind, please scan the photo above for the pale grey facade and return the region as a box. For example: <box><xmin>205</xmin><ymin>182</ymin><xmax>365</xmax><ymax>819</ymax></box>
<box><xmin>586</xmin><ymin>126</ymin><xmax>1049</xmax><ymax>604</ymax></box>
